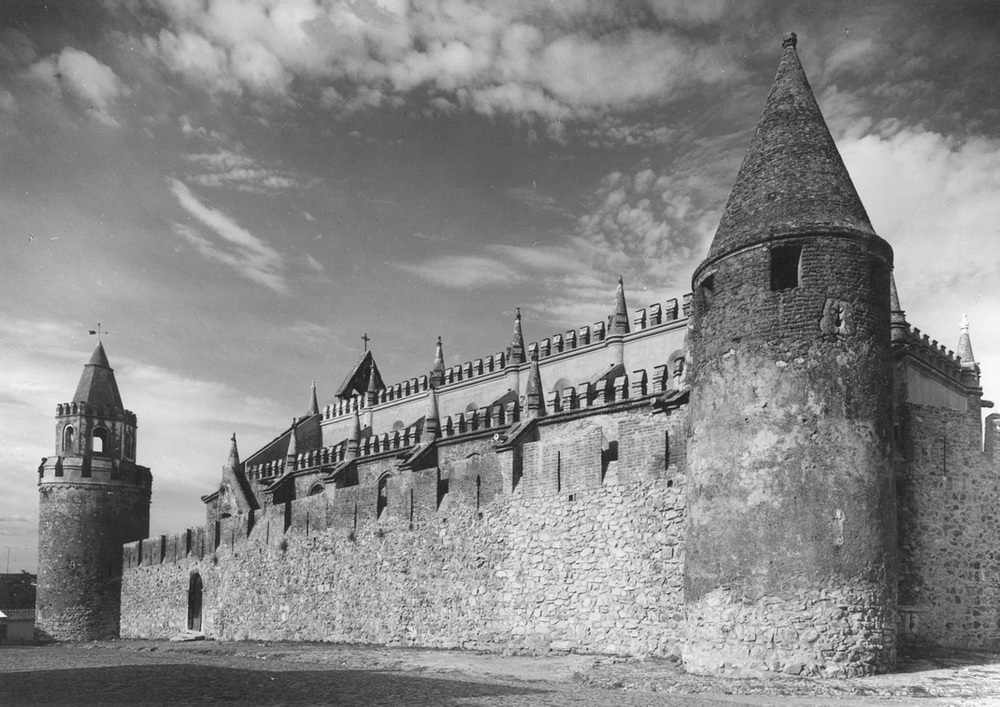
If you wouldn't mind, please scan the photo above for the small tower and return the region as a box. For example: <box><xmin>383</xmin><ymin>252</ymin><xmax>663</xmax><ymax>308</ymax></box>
<box><xmin>37</xmin><ymin>342</ymin><xmax>151</xmax><ymax>640</ymax></box>
<box><xmin>524</xmin><ymin>349</ymin><xmax>546</xmax><ymax>418</ymax></box>
<box><xmin>506</xmin><ymin>308</ymin><xmax>526</xmax><ymax>366</ymax></box>
<box><xmin>685</xmin><ymin>33</ymin><xmax>896</xmax><ymax>676</ymax></box>
<box><xmin>429</xmin><ymin>337</ymin><xmax>446</xmax><ymax>388</ymax></box>
<box><xmin>308</xmin><ymin>381</ymin><xmax>319</xmax><ymax>416</ymax></box>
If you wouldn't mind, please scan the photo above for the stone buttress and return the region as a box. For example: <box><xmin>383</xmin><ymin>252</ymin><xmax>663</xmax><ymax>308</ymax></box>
<box><xmin>684</xmin><ymin>34</ymin><xmax>897</xmax><ymax>676</ymax></box>
<box><xmin>36</xmin><ymin>342</ymin><xmax>152</xmax><ymax>640</ymax></box>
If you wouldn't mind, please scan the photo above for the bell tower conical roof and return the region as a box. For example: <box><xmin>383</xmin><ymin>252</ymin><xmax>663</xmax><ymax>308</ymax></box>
<box><xmin>706</xmin><ymin>33</ymin><xmax>875</xmax><ymax>263</ymax></box>
<box><xmin>73</xmin><ymin>341</ymin><xmax>124</xmax><ymax>413</ymax></box>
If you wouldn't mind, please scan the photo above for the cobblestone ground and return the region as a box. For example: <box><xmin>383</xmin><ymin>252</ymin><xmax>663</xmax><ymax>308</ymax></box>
<box><xmin>1</xmin><ymin>641</ymin><xmax>999</xmax><ymax>705</ymax></box>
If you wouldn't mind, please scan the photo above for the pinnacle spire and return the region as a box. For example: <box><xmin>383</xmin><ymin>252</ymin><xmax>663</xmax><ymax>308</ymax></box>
<box><xmin>422</xmin><ymin>389</ymin><xmax>440</xmax><ymax>442</ymax></box>
<box><xmin>890</xmin><ymin>274</ymin><xmax>903</xmax><ymax>314</ymax></box>
<box><xmin>286</xmin><ymin>420</ymin><xmax>297</xmax><ymax>460</ymax></box>
<box><xmin>706</xmin><ymin>33</ymin><xmax>875</xmax><ymax>263</ymax></box>
<box><xmin>430</xmin><ymin>336</ymin><xmax>446</xmax><ymax>387</ymax></box>
<box><xmin>958</xmin><ymin>314</ymin><xmax>976</xmax><ymax>366</ymax></box>
<box><xmin>309</xmin><ymin>380</ymin><xmax>319</xmax><ymax>415</ymax></box>
<box><xmin>524</xmin><ymin>348</ymin><xmax>545</xmax><ymax>418</ymax></box>
<box><xmin>889</xmin><ymin>273</ymin><xmax>907</xmax><ymax>342</ymax></box>
<box><xmin>609</xmin><ymin>275</ymin><xmax>630</xmax><ymax>336</ymax></box>
<box><xmin>226</xmin><ymin>433</ymin><xmax>240</xmax><ymax>469</ymax></box>
<box><xmin>347</xmin><ymin>405</ymin><xmax>361</xmax><ymax>458</ymax></box>
<box><xmin>506</xmin><ymin>307</ymin><xmax>526</xmax><ymax>366</ymax></box>
<box><xmin>73</xmin><ymin>341</ymin><xmax>124</xmax><ymax>412</ymax></box>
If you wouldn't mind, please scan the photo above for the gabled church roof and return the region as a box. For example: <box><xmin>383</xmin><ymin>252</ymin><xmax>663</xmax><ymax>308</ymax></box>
<box><xmin>73</xmin><ymin>341</ymin><xmax>125</xmax><ymax>413</ymax></box>
<box><xmin>334</xmin><ymin>349</ymin><xmax>385</xmax><ymax>399</ymax></box>
<box><xmin>707</xmin><ymin>33</ymin><xmax>875</xmax><ymax>262</ymax></box>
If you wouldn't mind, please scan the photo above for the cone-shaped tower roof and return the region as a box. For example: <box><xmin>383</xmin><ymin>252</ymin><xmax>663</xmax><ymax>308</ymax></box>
<box><xmin>958</xmin><ymin>314</ymin><xmax>976</xmax><ymax>366</ymax></box>
<box><xmin>706</xmin><ymin>33</ymin><xmax>875</xmax><ymax>263</ymax></box>
<box><xmin>226</xmin><ymin>433</ymin><xmax>240</xmax><ymax>469</ymax></box>
<box><xmin>890</xmin><ymin>274</ymin><xmax>903</xmax><ymax>314</ymax></box>
<box><xmin>507</xmin><ymin>308</ymin><xmax>526</xmax><ymax>366</ymax></box>
<box><xmin>609</xmin><ymin>275</ymin><xmax>630</xmax><ymax>335</ymax></box>
<box><xmin>286</xmin><ymin>420</ymin><xmax>297</xmax><ymax>459</ymax></box>
<box><xmin>309</xmin><ymin>381</ymin><xmax>319</xmax><ymax>415</ymax></box>
<box><xmin>348</xmin><ymin>405</ymin><xmax>361</xmax><ymax>442</ymax></box>
<box><xmin>430</xmin><ymin>336</ymin><xmax>446</xmax><ymax>386</ymax></box>
<box><xmin>73</xmin><ymin>341</ymin><xmax>125</xmax><ymax>412</ymax></box>
<box><xmin>524</xmin><ymin>349</ymin><xmax>545</xmax><ymax>418</ymax></box>
<box><xmin>422</xmin><ymin>389</ymin><xmax>440</xmax><ymax>443</ymax></box>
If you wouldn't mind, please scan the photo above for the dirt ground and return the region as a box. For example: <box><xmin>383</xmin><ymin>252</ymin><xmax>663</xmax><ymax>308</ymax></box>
<box><xmin>1</xmin><ymin>640</ymin><xmax>999</xmax><ymax>705</ymax></box>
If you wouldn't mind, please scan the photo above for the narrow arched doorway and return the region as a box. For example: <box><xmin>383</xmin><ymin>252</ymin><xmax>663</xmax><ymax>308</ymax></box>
<box><xmin>188</xmin><ymin>572</ymin><xmax>203</xmax><ymax>631</ymax></box>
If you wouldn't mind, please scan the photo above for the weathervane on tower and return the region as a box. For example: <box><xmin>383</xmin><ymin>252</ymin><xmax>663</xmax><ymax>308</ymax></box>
<box><xmin>88</xmin><ymin>322</ymin><xmax>110</xmax><ymax>341</ymax></box>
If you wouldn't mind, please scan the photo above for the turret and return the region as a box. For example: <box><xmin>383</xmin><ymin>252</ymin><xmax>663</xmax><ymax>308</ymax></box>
<box><xmin>607</xmin><ymin>276</ymin><xmax>630</xmax><ymax>364</ymax></box>
<box><xmin>957</xmin><ymin>315</ymin><xmax>981</xmax><ymax>390</ymax></box>
<box><xmin>524</xmin><ymin>349</ymin><xmax>546</xmax><ymax>418</ymax></box>
<box><xmin>684</xmin><ymin>33</ymin><xmax>896</xmax><ymax>677</ymax></box>
<box><xmin>506</xmin><ymin>308</ymin><xmax>526</xmax><ymax>366</ymax></box>
<box><xmin>37</xmin><ymin>342</ymin><xmax>152</xmax><ymax>640</ymax></box>
<box><xmin>347</xmin><ymin>406</ymin><xmax>361</xmax><ymax>459</ymax></box>
<box><xmin>285</xmin><ymin>419</ymin><xmax>298</xmax><ymax>471</ymax></box>
<box><xmin>609</xmin><ymin>275</ymin><xmax>630</xmax><ymax>336</ymax></box>
<box><xmin>308</xmin><ymin>381</ymin><xmax>319</xmax><ymax>416</ymax></box>
<box><xmin>430</xmin><ymin>336</ymin><xmax>446</xmax><ymax>388</ymax></box>
<box><xmin>421</xmin><ymin>389</ymin><xmax>440</xmax><ymax>442</ymax></box>
<box><xmin>890</xmin><ymin>274</ymin><xmax>907</xmax><ymax>342</ymax></box>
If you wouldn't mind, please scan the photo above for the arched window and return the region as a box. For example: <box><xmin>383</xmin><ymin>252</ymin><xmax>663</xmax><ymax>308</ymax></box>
<box><xmin>309</xmin><ymin>483</ymin><xmax>324</xmax><ymax>496</ymax></box>
<box><xmin>63</xmin><ymin>426</ymin><xmax>75</xmax><ymax>453</ymax></box>
<box><xmin>92</xmin><ymin>427</ymin><xmax>108</xmax><ymax>455</ymax></box>
<box><xmin>377</xmin><ymin>475</ymin><xmax>389</xmax><ymax>518</ymax></box>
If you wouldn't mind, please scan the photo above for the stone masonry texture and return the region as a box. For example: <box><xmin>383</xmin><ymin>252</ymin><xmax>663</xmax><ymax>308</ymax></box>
<box><xmin>46</xmin><ymin>36</ymin><xmax>1000</xmax><ymax>682</ymax></box>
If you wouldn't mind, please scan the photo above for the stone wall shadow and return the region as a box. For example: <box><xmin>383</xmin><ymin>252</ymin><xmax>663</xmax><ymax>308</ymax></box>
<box><xmin>1</xmin><ymin>664</ymin><xmax>549</xmax><ymax>704</ymax></box>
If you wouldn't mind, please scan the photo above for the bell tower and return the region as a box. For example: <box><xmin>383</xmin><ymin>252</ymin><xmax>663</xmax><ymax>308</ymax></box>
<box><xmin>36</xmin><ymin>342</ymin><xmax>152</xmax><ymax>640</ymax></box>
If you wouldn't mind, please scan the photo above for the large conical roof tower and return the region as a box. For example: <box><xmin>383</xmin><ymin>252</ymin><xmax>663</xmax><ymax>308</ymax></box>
<box><xmin>707</xmin><ymin>33</ymin><xmax>875</xmax><ymax>264</ymax></box>
<box><xmin>684</xmin><ymin>34</ymin><xmax>895</xmax><ymax>678</ymax></box>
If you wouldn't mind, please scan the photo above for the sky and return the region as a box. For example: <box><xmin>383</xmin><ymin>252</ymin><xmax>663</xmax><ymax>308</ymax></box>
<box><xmin>1</xmin><ymin>0</ymin><xmax>998</xmax><ymax>573</ymax></box>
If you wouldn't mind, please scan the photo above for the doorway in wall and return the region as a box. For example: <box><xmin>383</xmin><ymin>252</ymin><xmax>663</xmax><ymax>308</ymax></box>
<box><xmin>187</xmin><ymin>572</ymin><xmax>203</xmax><ymax>631</ymax></box>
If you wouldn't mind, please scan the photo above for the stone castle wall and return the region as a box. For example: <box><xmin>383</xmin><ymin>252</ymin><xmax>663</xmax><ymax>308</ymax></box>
<box><xmin>121</xmin><ymin>404</ymin><xmax>688</xmax><ymax>655</ymax></box>
<box><xmin>897</xmin><ymin>400</ymin><xmax>1000</xmax><ymax>649</ymax></box>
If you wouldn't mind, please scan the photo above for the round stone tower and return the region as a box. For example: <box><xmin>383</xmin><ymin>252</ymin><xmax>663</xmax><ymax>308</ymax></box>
<box><xmin>683</xmin><ymin>34</ymin><xmax>896</xmax><ymax>677</ymax></box>
<box><xmin>36</xmin><ymin>342</ymin><xmax>151</xmax><ymax>640</ymax></box>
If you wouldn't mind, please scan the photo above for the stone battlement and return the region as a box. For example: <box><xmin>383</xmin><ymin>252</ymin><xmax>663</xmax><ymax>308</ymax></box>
<box><xmin>898</xmin><ymin>324</ymin><xmax>968</xmax><ymax>384</ymax></box>
<box><xmin>319</xmin><ymin>293</ymin><xmax>691</xmax><ymax>427</ymax></box>
<box><xmin>56</xmin><ymin>401</ymin><xmax>137</xmax><ymax>424</ymax></box>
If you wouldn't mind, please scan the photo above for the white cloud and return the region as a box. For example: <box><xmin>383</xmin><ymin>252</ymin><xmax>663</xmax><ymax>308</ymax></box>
<box><xmin>169</xmin><ymin>178</ymin><xmax>288</xmax><ymax>292</ymax></box>
<box><xmin>391</xmin><ymin>254</ymin><xmax>525</xmax><ymax>288</ymax></box>
<box><xmin>144</xmin><ymin>0</ymin><xmax>743</xmax><ymax>130</ymax></box>
<box><xmin>842</xmin><ymin>124</ymin><xmax>1000</xmax><ymax>405</ymax></box>
<box><xmin>25</xmin><ymin>47</ymin><xmax>125</xmax><ymax>126</ymax></box>
<box><xmin>390</xmin><ymin>158</ymin><xmax>723</xmax><ymax>324</ymax></box>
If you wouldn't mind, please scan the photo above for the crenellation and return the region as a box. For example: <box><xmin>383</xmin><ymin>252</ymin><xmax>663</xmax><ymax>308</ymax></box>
<box><xmin>631</xmin><ymin>369</ymin><xmax>648</xmax><ymax>397</ymax></box>
<box><xmin>634</xmin><ymin>307</ymin><xmax>647</xmax><ymax>330</ymax></box>
<box><xmin>47</xmin><ymin>33</ymin><xmax>995</xmax><ymax>681</ymax></box>
<box><xmin>664</xmin><ymin>298</ymin><xmax>678</xmax><ymax>321</ymax></box>
<box><xmin>649</xmin><ymin>302</ymin><xmax>662</xmax><ymax>326</ymax></box>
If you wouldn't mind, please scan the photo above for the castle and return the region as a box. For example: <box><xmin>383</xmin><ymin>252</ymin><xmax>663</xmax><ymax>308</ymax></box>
<box><xmin>36</xmin><ymin>35</ymin><xmax>1000</xmax><ymax>677</ymax></box>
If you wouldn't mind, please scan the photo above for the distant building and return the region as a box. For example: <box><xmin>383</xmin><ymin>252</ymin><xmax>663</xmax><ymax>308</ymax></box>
<box><xmin>40</xmin><ymin>35</ymin><xmax>1000</xmax><ymax>677</ymax></box>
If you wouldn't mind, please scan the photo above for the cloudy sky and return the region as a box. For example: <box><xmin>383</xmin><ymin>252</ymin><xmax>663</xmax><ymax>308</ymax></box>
<box><xmin>1</xmin><ymin>0</ymin><xmax>998</xmax><ymax>572</ymax></box>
